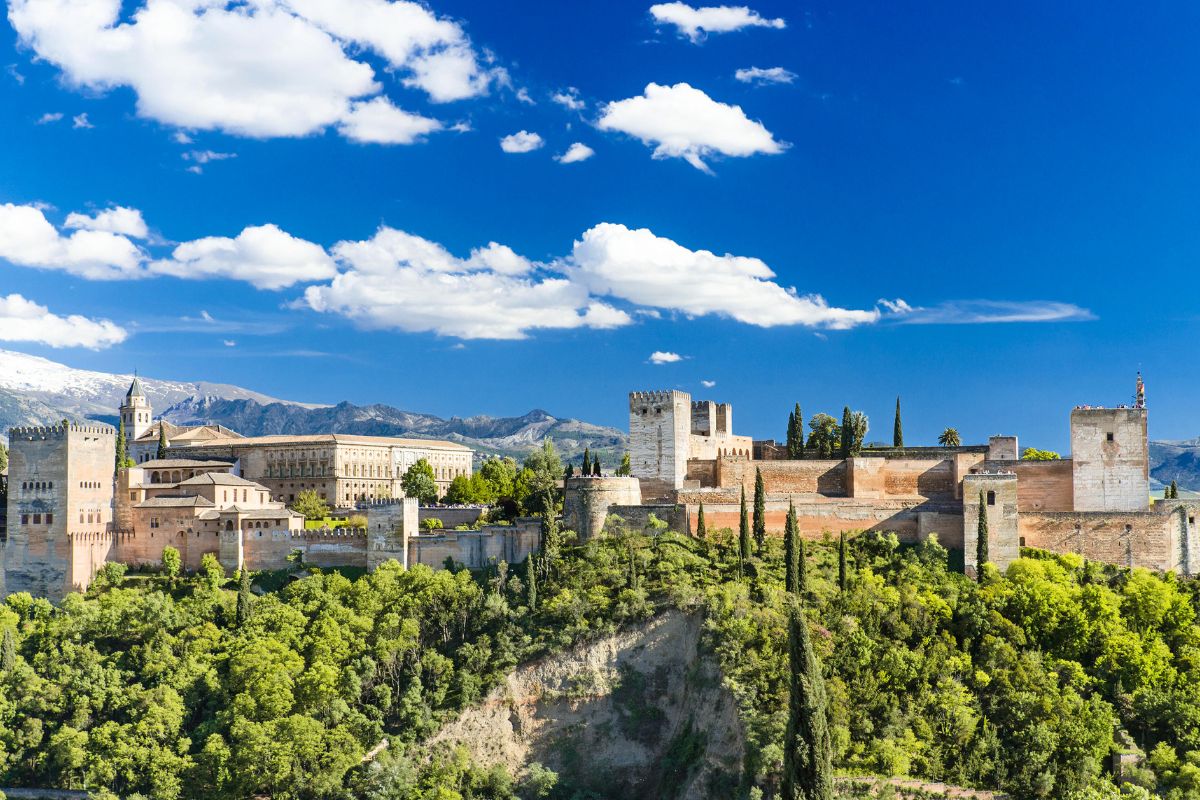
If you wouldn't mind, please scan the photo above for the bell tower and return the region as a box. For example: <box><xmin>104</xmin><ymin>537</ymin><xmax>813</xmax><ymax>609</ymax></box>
<box><xmin>120</xmin><ymin>375</ymin><xmax>152</xmax><ymax>445</ymax></box>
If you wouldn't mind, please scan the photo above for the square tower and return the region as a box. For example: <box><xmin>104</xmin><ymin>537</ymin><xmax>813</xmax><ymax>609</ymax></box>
<box><xmin>629</xmin><ymin>390</ymin><xmax>692</xmax><ymax>496</ymax></box>
<box><xmin>963</xmin><ymin>472</ymin><xmax>1020</xmax><ymax>576</ymax></box>
<box><xmin>4</xmin><ymin>423</ymin><xmax>116</xmax><ymax>600</ymax></box>
<box><xmin>1070</xmin><ymin>407</ymin><xmax>1149</xmax><ymax>512</ymax></box>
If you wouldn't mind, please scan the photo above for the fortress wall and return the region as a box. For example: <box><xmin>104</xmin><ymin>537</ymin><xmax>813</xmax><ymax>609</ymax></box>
<box><xmin>983</xmin><ymin>459</ymin><xmax>1074</xmax><ymax>512</ymax></box>
<box><xmin>715</xmin><ymin>456</ymin><xmax>961</xmax><ymax>501</ymax></box>
<box><xmin>242</xmin><ymin>529</ymin><xmax>367</xmax><ymax>571</ymax></box>
<box><xmin>677</xmin><ymin>496</ymin><xmax>946</xmax><ymax>542</ymax></box>
<box><xmin>717</xmin><ymin>458</ymin><xmax>847</xmax><ymax>496</ymax></box>
<box><xmin>419</xmin><ymin>506</ymin><xmax>486</xmax><ymax>529</ymax></box>
<box><xmin>606</xmin><ymin>504</ymin><xmax>689</xmax><ymax>536</ymax></box>
<box><xmin>850</xmin><ymin>457</ymin><xmax>957</xmax><ymax>500</ymax></box>
<box><xmin>563</xmin><ymin>477</ymin><xmax>643</xmax><ymax>540</ymax></box>
<box><xmin>685</xmin><ymin>459</ymin><xmax>716</xmax><ymax>488</ymax></box>
<box><xmin>1019</xmin><ymin>511</ymin><xmax>1179</xmax><ymax>572</ymax></box>
<box><xmin>408</xmin><ymin>521</ymin><xmax>540</xmax><ymax>570</ymax></box>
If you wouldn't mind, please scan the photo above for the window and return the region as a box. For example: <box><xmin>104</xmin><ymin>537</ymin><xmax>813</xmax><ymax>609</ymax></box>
<box><xmin>32</xmin><ymin>514</ymin><xmax>41</xmax><ymax>524</ymax></box>
<box><xmin>20</xmin><ymin>515</ymin><xmax>28</xmax><ymax>525</ymax></box>
<box><xmin>46</xmin><ymin>513</ymin><xmax>52</xmax><ymax>524</ymax></box>
<box><xmin>1019</xmin><ymin>537</ymin><xmax>1026</xmax><ymax>547</ymax></box>
<box><xmin>1107</xmin><ymin>432</ymin><xmax>1115</xmax><ymax>442</ymax></box>
<box><xmin>150</xmin><ymin>517</ymin><xmax>160</xmax><ymax>529</ymax></box>
<box><xmin>986</xmin><ymin>491</ymin><xmax>996</xmax><ymax>506</ymax></box>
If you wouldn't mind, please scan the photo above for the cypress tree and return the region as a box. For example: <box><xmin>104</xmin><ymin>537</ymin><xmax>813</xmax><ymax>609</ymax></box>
<box><xmin>565</xmin><ymin>463</ymin><xmax>574</xmax><ymax>479</ymax></box>
<box><xmin>785</xmin><ymin>501</ymin><xmax>799</xmax><ymax>594</ymax></box>
<box><xmin>696</xmin><ymin>502</ymin><xmax>707</xmax><ymax>540</ymax></box>
<box><xmin>236</xmin><ymin>567</ymin><xmax>253</xmax><ymax>625</ymax></box>
<box><xmin>976</xmin><ymin>490</ymin><xmax>989</xmax><ymax>581</ymax></box>
<box><xmin>797</xmin><ymin>537</ymin><xmax>807</xmax><ymax>593</ymax></box>
<box><xmin>838</xmin><ymin>531</ymin><xmax>848</xmax><ymax>592</ymax></box>
<box><xmin>526</xmin><ymin>554</ymin><xmax>538</xmax><ymax>611</ymax></box>
<box><xmin>793</xmin><ymin>403</ymin><xmax>804</xmax><ymax>459</ymax></box>
<box><xmin>753</xmin><ymin>468</ymin><xmax>766</xmax><ymax>553</ymax></box>
<box><xmin>893</xmin><ymin>396</ymin><xmax>903</xmax><ymax>448</ymax></box>
<box><xmin>1165</xmin><ymin>485</ymin><xmax>1172</xmax><ymax>500</ymax></box>
<box><xmin>582</xmin><ymin>448</ymin><xmax>591</xmax><ymax>477</ymax></box>
<box><xmin>156</xmin><ymin>423</ymin><xmax>169</xmax><ymax>460</ymax></box>
<box><xmin>1</xmin><ymin>627</ymin><xmax>15</xmax><ymax>673</ymax></box>
<box><xmin>840</xmin><ymin>406</ymin><xmax>853</xmax><ymax>460</ymax></box>
<box><xmin>787</xmin><ymin>410</ymin><xmax>796</xmax><ymax>457</ymax></box>
<box><xmin>1171</xmin><ymin>480</ymin><xmax>1179</xmax><ymax>499</ymax></box>
<box><xmin>115</xmin><ymin>419</ymin><xmax>128</xmax><ymax>474</ymax></box>
<box><xmin>781</xmin><ymin>603</ymin><xmax>834</xmax><ymax>800</ymax></box>
<box><xmin>592</xmin><ymin>457</ymin><xmax>601</xmax><ymax>477</ymax></box>
<box><xmin>739</xmin><ymin>486</ymin><xmax>751</xmax><ymax>576</ymax></box>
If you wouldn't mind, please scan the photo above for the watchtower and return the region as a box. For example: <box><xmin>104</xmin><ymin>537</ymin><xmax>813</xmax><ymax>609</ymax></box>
<box><xmin>1070</xmin><ymin>376</ymin><xmax>1149</xmax><ymax>512</ymax></box>
<box><xmin>629</xmin><ymin>390</ymin><xmax>692</xmax><ymax>497</ymax></box>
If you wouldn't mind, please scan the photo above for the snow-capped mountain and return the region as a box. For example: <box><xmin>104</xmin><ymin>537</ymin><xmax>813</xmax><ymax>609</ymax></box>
<box><xmin>0</xmin><ymin>349</ymin><xmax>625</xmax><ymax>462</ymax></box>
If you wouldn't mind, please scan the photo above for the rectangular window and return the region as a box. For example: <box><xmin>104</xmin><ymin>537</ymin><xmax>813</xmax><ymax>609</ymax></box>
<box><xmin>150</xmin><ymin>517</ymin><xmax>160</xmax><ymax>529</ymax></box>
<box><xmin>986</xmin><ymin>491</ymin><xmax>996</xmax><ymax>506</ymax></box>
<box><xmin>1106</xmin><ymin>432</ymin><xmax>1115</xmax><ymax>442</ymax></box>
<box><xmin>32</xmin><ymin>514</ymin><xmax>41</xmax><ymax>524</ymax></box>
<box><xmin>20</xmin><ymin>515</ymin><xmax>28</xmax><ymax>525</ymax></box>
<box><xmin>46</xmin><ymin>514</ymin><xmax>53</xmax><ymax>524</ymax></box>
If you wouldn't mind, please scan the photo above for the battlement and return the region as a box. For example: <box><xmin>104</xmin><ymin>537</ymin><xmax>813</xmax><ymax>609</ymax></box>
<box><xmin>8</xmin><ymin>422</ymin><xmax>116</xmax><ymax>440</ymax></box>
<box><xmin>299</xmin><ymin>527</ymin><xmax>367</xmax><ymax>539</ymax></box>
<box><xmin>629</xmin><ymin>390</ymin><xmax>689</xmax><ymax>409</ymax></box>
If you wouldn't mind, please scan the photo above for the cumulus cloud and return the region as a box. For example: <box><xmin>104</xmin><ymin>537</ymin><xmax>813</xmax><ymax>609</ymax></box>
<box><xmin>36</xmin><ymin>112</ymin><xmax>63</xmax><ymax>124</ymax></box>
<box><xmin>735</xmin><ymin>66</ymin><xmax>797</xmax><ymax>85</ymax></box>
<box><xmin>302</xmin><ymin>226</ymin><xmax>632</xmax><ymax>340</ymax></box>
<box><xmin>71</xmin><ymin>112</ymin><xmax>93</xmax><ymax>129</ymax></box>
<box><xmin>555</xmin><ymin>142</ymin><xmax>595</xmax><ymax>164</ymax></box>
<box><xmin>149</xmin><ymin>224</ymin><xmax>337</xmax><ymax>290</ymax></box>
<box><xmin>336</xmin><ymin>97</ymin><xmax>441</xmax><ymax>144</ymax></box>
<box><xmin>569</xmin><ymin>223</ymin><xmax>879</xmax><ymax>329</ymax></box>
<box><xmin>64</xmin><ymin>206</ymin><xmax>149</xmax><ymax>239</ymax></box>
<box><xmin>649</xmin><ymin>3</ymin><xmax>785</xmax><ymax>43</ymax></box>
<box><xmin>0</xmin><ymin>293</ymin><xmax>127</xmax><ymax>348</ymax></box>
<box><xmin>887</xmin><ymin>299</ymin><xmax>1096</xmax><ymax>325</ymax></box>
<box><xmin>597</xmin><ymin>82</ymin><xmax>784</xmax><ymax>172</ymax></box>
<box><xmin>8</xmin><ymin>0</ymin><xmax>499</xmax><ymax>142</ymax></box>
<box><xmin>649</xmin><ymin>351</ymin><xmax>683</xmax><ymax>364</ymax></box>
<box><xmin>701</xmin><ymin>379</ymin><xmax>716</xmax><ymax>388</ymax></box>
<box><xmin>500</xmin><ymin>130</ymin><xmax>544</xmax><ymax>153</ymax></box>
<box><xmin>0</xmin><ymin>203</ymin><xmax>145</xmax><ymax>279</ymax></box>
<box><xmin>551</xmin><ymin>87</ymin><xmax>585</xmax><ymax>111</ymax></box>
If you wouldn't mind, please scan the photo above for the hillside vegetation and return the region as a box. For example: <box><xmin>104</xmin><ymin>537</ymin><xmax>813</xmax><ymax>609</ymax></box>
<box><xmin>0</xmin><ymin>521</ymin><xmax>1198</xmax><ymax>799</ymax></box>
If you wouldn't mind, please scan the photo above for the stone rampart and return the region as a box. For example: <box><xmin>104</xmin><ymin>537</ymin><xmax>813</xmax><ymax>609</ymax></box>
<box><xmin>606</xmin><ymin>504</ymin><xmax>689</xmax><ymax>536</ymax></box>
<box><xmin>408</xmin><ymin>519</ymin><xmax>540</xmax><ymax>570</ymax></box>
<box><xmin>983</xmin><ymin>458</ymin><xmax>1074</xmax><ymax>512</ymax></box>
<box><xmin>1020</xmin><ymin>503</ymin><xmax>1200</xmax><ymax>575</ymax></box>
<box><xmin>563</xmin><ymin>476</ymin><xmax>642</xmax><ymax>540</ymax></box>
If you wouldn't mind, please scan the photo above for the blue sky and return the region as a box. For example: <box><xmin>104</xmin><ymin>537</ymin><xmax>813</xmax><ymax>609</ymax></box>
<box><xmin>1</xmin><ymin>1</ymin><xmax>1199</xmax><ymax>452</ymax></box>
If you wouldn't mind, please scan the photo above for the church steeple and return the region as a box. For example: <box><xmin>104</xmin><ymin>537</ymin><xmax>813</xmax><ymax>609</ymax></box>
<box><xmin>120</xmin><ymin>373</ymin><xmax>152</xmax><ymax>446</ymax></box>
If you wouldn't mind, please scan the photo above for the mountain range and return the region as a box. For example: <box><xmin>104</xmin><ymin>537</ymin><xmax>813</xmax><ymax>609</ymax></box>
<box><xmin>0</xmin><ymin>349</ymin><xmax>626</xmax><ymax>463</ymax></box>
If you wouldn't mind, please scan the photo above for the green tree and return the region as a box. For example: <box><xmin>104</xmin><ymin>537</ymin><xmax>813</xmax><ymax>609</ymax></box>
<box><xmin>115</xmin><ymin>419</ymin><xmax>128</xmax><ymax>474</ymax></box>
<box><xmin>784</xmin><ymin>501</ymin><xmax>800</xmax><ymax>594</ymax></box>
<box><xmin>781</xmin><ymin>603</ymin><xmax>833</xmax><ymax>800</ymax></box>
<box><xmin>847</xmin><ymin>411</ymin><xmax>868</xmax><ymax>456</ymax></box>
<box><xmin>616</xmin><ymin>452</ymin><xmax>632</xmax><ymax>476</ymax></box>
<box><xmin>161</xmin><ymin>546</ymin><xmax>181</xmax><ymax>585</ymax></box>
<box><xmin>443</xmin><ymin>475</ymin><xmax>480</xmax><ymax>505</ymax></box>
<box><xmin>739</xmin><ymin>486</ymin><xmax>751</xmax><ymax>577</ymax></box>
<box><xmin>480</xmin><ymin>457</ymin><xmax>519</xmax><ymax>499</ymax></box>
<box><xmin>790</xmin><ymin>403</ymin><xmax>805</xmax><ymax>459</ymax></box>
<box><xmin>200</xmin><ymin>553</ymin><xmax>224</xmax><ymax>591</ymax></box>
<box><xmin>976</xmin><ymin>490</ymin><xmax>989</xmax><ymax>581</ymax></box>
<box><xmin>797</xmin><ymin>537</ymin><xmax>807</xmax><ymax>593</ymax></box>
<box><xmin>893</xmin><ymin>396</ymin><xmax>903</xmax><ymax>448</ymax></box>
<box><xmin>753</xmin><ymin>467</ymin><xmax>766</xmax><ymax>553</ymax></box>
<box><xmin>581</xmin><ymin>447</ymin><xmax>591</xmax><ymax>478</ymax></box>
<box><xmin>421</xmin><ymin>517</ymin><xmax>444</xmax><ymax>531</ymax></box>
<box><xmin>838</xmin><ymin>531</ymin><xmax>847</xmax><ymax>591</ymax></box>
<box><xmin>1170</xmin><ymin>480</ymin><xmax>1179</xmax><ymax>499</ymax></box>
<box><xmin>696</xmin><ymin>502</ymin><xmax>707</xmax><ymax>540</ymax></box>
<box><xmin>0</xmin><ymin>441</ymin><xmax>7</xmax><ymax>472</ymax></box>
<box><xmin>236</xmin><ymin>567</ymin><xmax>253</xmax><ymax>625</ymax></box>
<box><xmin>516</xmin><ymin>440</ymin><xmax>564</xmax><ymax>516</ymax></box>
<box><xmin>591</xmin><ymin>456</ymin><xmax>601</xmax><ymax>477</ymax></box>
<box><xmin>1</xmin><ymin>626</ymin><xmax>15</xmax><ymax>673</ymax></box>
<box><xmin>564</xmin><ymin>463</ymin><xmax>574</xmax><ymax>480</ymax></box>
<box><xmin>401</xmin><ymin>459</ymin><xmax>440</xmax><ymax>505</ymax></box>
<box><xmin>157</xmin><ymin>423</ymin><xmax>169</xmax><ymax>459</ymax></box>
<box><xmin>938</xmin><ymin>427</ymin><xmax>961</xmax><ymax>448</ymax></box>
<box><xmin>840</xmin><ymin>406</ymin><xmax>853</xmax><ymax>459</ymax></box>
<box><xmin>1021</xmin><ymin>447</ymin><xmax>1061</xmax><ymax>461</ymax></box>
<box><xmin>525</xmin><ymin>554</ymin><xmax>537</xmax><ymax>611</ymax></box>
<box><xmin>290</xmin><ymin>490</ymin><xmax>330</xmax><ymax>521</ymax></box>
<box><xmin>807</xmin><ymin>414</ymin><xmax>839</xmax><ymax>459</ymax></box>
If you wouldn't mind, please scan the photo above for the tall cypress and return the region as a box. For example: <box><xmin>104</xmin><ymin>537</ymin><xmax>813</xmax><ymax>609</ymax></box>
<box><xmin>1171</xmin><ymin>480</ymin><xmax>1179</xmax><ymax>499</ymax></box>
<box><xmin>798</xmin><ymin>537</ymin><xmax>807</xmax><ymax>593</ymax></box>
<box><xmin>793</xmin><ymin>403</ymin><xmax>804</xmax><ymax>459</ymax></box>
<box><xmin>115</xmin><ymin>419</ymin><xmax>128</xmax><ymax>474</ymax></box>
<box><xmin>839</xmin><ymin>406</ymin><xmax>853</xmax><ymax>460</ymax></box>
<box><xmin>787</xmin><ymin>411</ymin><xmax>796</xmax><ymax>457</ymax></box>
<box><xmin>236</xmin><ymin>567</ymin><xmax>253</xmax><ymax>625</ymax></box>
<box><xmin>976</xmin><ymin>490</ymin><xmax>989</xmax><ymax>581</ymax></box>
<box><xmin>592</xmin><ymin>457</ymin><xmax>601</xmax><ymax>477</ymax></box>
<box><xmin>838</xmin><ymin>531</ymin><xmax>848</xmax><ymax>592</ymax></box>
<box><xmin>156</xmin><ymin>423</ymin><xmax>169</xmax><ymax>460</ymax></box>
<box><xmin>1</xmin><ymin>627</ymin><xmax>15</xmax><ymax>673</ymax></box>
<box><xmin>781</xmin><ymin>603</ymin><xmax>834</xmax><ymax>800</ymax></box>
<box><xmin>565</xmin><ymin>463</ymin><xmax>574</xmax><ymax>479</ymax></box>
<box><xmin>893</xmin><ymin>396</ymin><xmax>903</xmax><ymax>448</ymax></box>
<box><xmin>753</xmin><ymin>468</ymin><xmax>766</xmax><ymax>553</ymax></box>
<box><xmin>582</xmin><ymin>448</ymin><xmax>591</xmax><ymax>478</ymax></box>
<box><xmin>526</xmin><ymin>554</ymin><xmax>538</xmax><ymax>611</ymax></box>
<box><xmin>785</xmin><ymin>501</ymin><xmax>800</xmax><ymax>594</ymax></box>
<box><xmin>696</xmin><ymin>502</ymin><xmax>707</xmax><ymax>540</ymax></box>
<box><xmin>739</xmin><ymin>486</ymin><xmax>751</xmax><ymax>576</ymax></box>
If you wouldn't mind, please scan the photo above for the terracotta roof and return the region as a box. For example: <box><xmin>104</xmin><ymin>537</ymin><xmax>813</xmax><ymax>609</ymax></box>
<box><xmin>134</xmin><ymin>421</ymin><xmax>244</xmax><ymax>443</ymax></box>
<box><xmin>134</xmin><ymin>496</ymin><xmax>215</xmax><ymax>509</ymax></box>
<box><xmin>136</xmin><ymin>458</ymin><xmax>235</xmax><ymax>469</ymax></box>
<box><xmin>177</xmin><ymin>473</ymin><xmax>264</xmax><ymax>488</ymax></box>
<box><xmin>182</xmin><ymin>433</ymin><xmax>472</xmax><ymax>451</ymax></box>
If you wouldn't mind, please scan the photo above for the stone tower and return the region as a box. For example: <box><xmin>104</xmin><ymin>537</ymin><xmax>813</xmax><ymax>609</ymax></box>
<box><xmin>120</xmin><ymin>375</ymin><xmax>152</xmax><ymax>445</ymax></box>
<box><xmin>1070</xmin><ymin>381</ymin><xmax>1150</xmax><ymax>512</ymax></box>
<box><xmin>629</xmin><ymin>390</ymin><xmax>692</xmax><ymax>498</ymax></box>
<box><xmin>3</xmin><ymin>422</ymin><xmax>116</xmax><ymax>601</ymax></box>
<box><xmin>963</xmin><ymin>472</ymin><xmax>1020</xmax><ymax>576</ymax></box>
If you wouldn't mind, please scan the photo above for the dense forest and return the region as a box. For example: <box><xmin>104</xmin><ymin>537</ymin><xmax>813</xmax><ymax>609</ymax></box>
<box><xmin>0</xmin><ymin>515</ymin><xmax>1198</xmax><ymax>799</ymax></box>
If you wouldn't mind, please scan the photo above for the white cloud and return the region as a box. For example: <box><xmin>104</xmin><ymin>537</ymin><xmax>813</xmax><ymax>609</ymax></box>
<box><xmin>515</xmin><ymin>87</ymin><xmax>534</xmax><ymax>105</ymax></box>
<box><xmin>8</xmin><ymin>0</ymin><xmax>498</xmax><ymax>142</ymax></box>
<box><xmin>183</xmin><ymin>150</ymin><xmax>236</xmax><ymax>165</ymax></box>
<box><xmin>223</xmin><ymin>339</ymin><xmax>236</xmax><ymax>347</ymax></box>
<box><xmin>551</xmin><ymin>87</ymin><xmax>585</xmax><ymax>111</ymax></box>
<box><xmin>597</xmin><ymin>82</ymin><xmax>784</xmax><ymax>172</ymax></box>
<box><xmin>149</xmin><ymin>224</ymin><xmax>337</xmax><ymax>290</ymax></box>
<box><xmin>569</xmin><ymin>223</ymin><xmax>880</xmax><ymax>329</ymax></box>
<box><xmin>336</xmin><ymin>97</ymin><xmax>441</xmax><ymax>144</ymax></box>
<box><xmin>500</xmin><ymin>130</ymin><xmax>544</xmax><ymax>153</ymax></box>
<box><xmin>71</xmin><ymin>112</ymin><xmax>93</xmax><ymax>129</ymax></box>
<box><xmin>734</xmin><ymin>66</ymin><xmax>797</xmax><ymax>85</ymax></box>
<box><xmin>0</xmin><ymin>293</ymin><xmax>127</xmax><ymax>349</ymax></box>
<box><xmin>36</xmin><ymin>112</ymin><xmax>63</xmax><ymax>124</ymax></box>
<box><xmin>0</xmin><ymin>203</ymin><xmax>145</xmax><ymax>279</ymax></box>
<box><xmin>172</xmin><ymin>131</ymin><xmax>193</xmax><ymax>144</ymax></box>
<box><xmin>701</xmin><ymin>379</ymin><xmax>716</xmax><ymax>388</ymax></box>
<box><xmin>649</xmin><ymin>351</ymin><xmax>683</xmax><ymax>364</ymax></box>
<box><xmin>649</xmin><ymin>3</ymin><xmax>785</xmax><ymax>43</ymax></box>
<box><xmin>555</xmin><ymin>142</ymin><xmax>594</xmax><ymax>164</ymax></box>
<box><xmin>888</xmin><ymin>299</ymin><xmax>1095</xmax><ymax>325</ymax></box>
<box><xmin>64</xmin><ymin>206</ymin><xmax>149</xmax><ymax>239</ymax></box>
<box><xmin>302</xmin><ymin>226</ymin><xmax>633</xmax><ymax>340</ymax></box>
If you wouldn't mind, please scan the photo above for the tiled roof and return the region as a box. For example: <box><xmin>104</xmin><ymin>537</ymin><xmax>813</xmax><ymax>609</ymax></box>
<box><xmin>178</xmin><ymin>473</ymin><xmax>264</xmax><ymax>488</ymax></box>
<box><xmin>183</xmin><ymin>433</ymin><xmax>472</xmax><ymax>451</ymax></box>
<box><xmin>136</xmin><ymin>458</ymin><xmax>234</xmax><ymax>469</ymax></box>
<box><xmin>134</xmin><ymin>495</ymin><xmax>215</xmax><ymax>509</ymax></box>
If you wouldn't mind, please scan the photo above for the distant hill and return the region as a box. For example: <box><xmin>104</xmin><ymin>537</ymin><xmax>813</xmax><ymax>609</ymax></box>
<box><xmin>0</xmin><ymin>349</ymin><xmax>625</xmax><ymax>463</ymax></box>
<box><xmin>1149</xmin><ymin>438</ymin><xmax>1200</xmax><ymax>492</ymax></box>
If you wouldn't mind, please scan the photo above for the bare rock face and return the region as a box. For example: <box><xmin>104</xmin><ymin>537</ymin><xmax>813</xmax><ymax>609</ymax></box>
<box><xmin>433</xmin><ymin>611</ymin><xmax>744</xmax><ymax>799</ymax></box>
